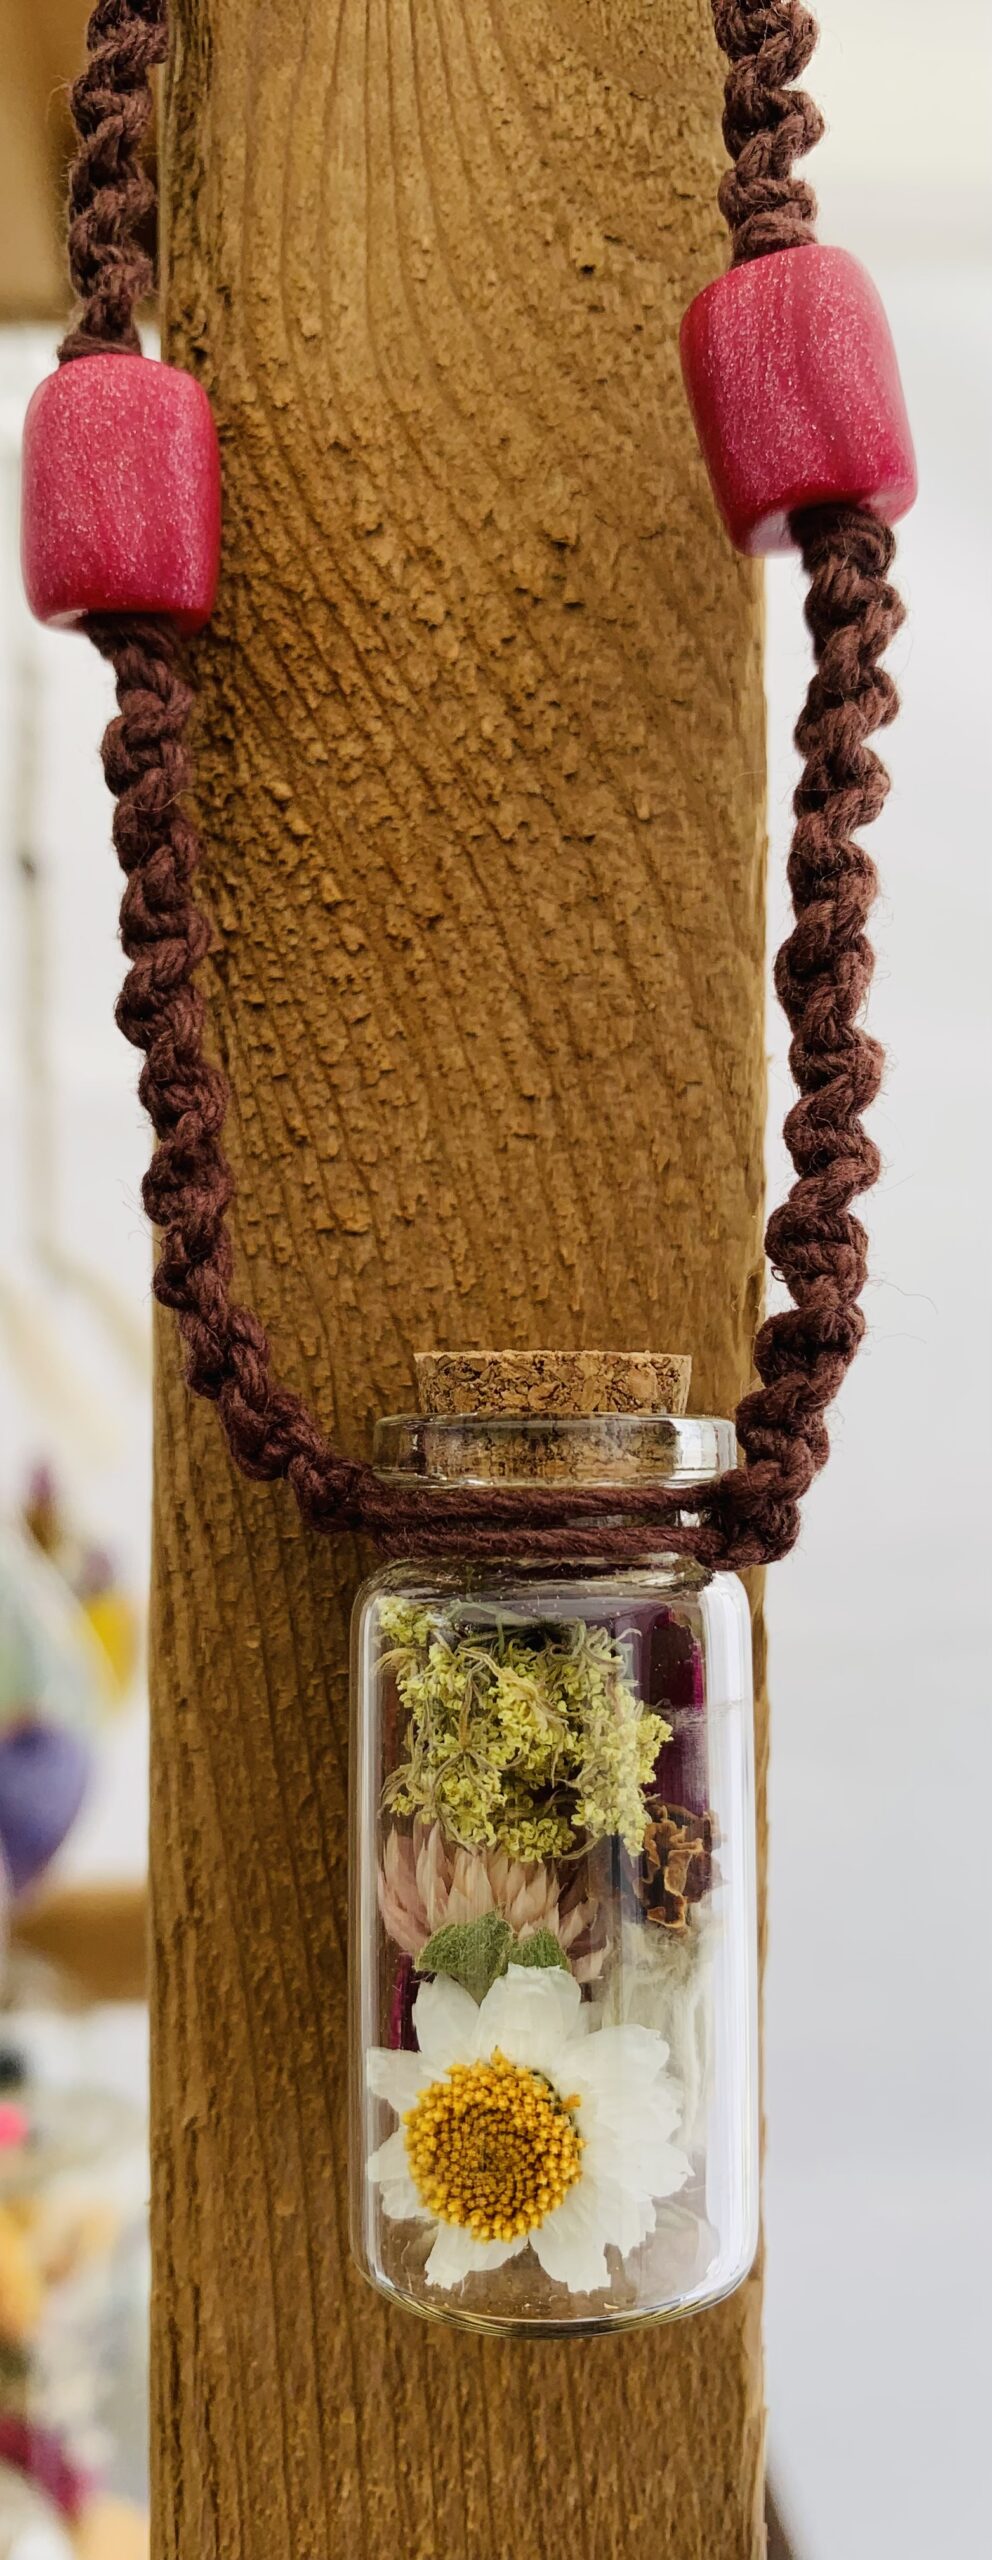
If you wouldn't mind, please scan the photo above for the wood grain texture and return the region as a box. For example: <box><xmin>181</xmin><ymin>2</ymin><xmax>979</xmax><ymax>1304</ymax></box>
<box><xmin>154</xmin><ymin>3</ymin><xmax>768</xmax><ymax>2553</ymax></box>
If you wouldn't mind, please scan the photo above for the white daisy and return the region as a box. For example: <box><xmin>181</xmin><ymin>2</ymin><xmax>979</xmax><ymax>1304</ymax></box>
<box><xmin>366</xmin><ymin>1964</ymin><xmax>690</xmax><ymax>2295</ymax></box>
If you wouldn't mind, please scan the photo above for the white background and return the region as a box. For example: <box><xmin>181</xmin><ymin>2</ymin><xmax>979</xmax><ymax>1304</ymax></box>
<box><xmin>762</xmin><ymin>10</ymin><xmax>991</xmax><ymax>2552</ymax></box>
<box><xmin>0</xmin><ymin>7</ymin><xmax>989</xmax><ymax>2554</ymax></box>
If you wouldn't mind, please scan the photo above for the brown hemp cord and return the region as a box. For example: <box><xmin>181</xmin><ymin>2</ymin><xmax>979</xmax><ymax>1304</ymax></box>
<box><xmin>57</xmin><ymin>0</ymin><xmax>905</xmax><ymax>1572</ymax></box>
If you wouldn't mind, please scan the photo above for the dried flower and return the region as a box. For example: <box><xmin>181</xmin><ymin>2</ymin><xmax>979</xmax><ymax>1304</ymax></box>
<box><xmin>367</xmin><ymin>1965</ymin><xmax>689</xmax><ymax>2294</ymax></box>
<box><xmin>379</xmin><ymin>1603</ymin><xmax>669</xmax><ymax>1860</ymax></box>
<box><xmin>377</xmin><ymin>1821</ymin><xmax>606</xmax><ymax>1981</ymax></box>
<box><xmin>637</xmin><ymin>1806</ymin><xmax>715</xmax><ymax>1934</ymax></box>
<box><xmin>601</xmin><ymin>1917</ymin><xmax>714</xmax><ymax>2154</ymax></box>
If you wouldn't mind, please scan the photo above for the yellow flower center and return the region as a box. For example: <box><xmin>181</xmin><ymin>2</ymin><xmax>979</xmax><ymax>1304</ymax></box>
<box><xmin>404</xmin><ymin>2050</ymin><xmax>584</xmax><ymax>2244</ymax></box>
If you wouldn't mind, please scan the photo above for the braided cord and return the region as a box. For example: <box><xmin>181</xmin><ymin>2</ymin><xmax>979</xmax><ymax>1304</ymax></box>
<box><xmin>61</xmin><ymin>1</ymin><xmax>904</xmax><ymax>1570</ymax></box>
<box><xmin>59</xmin><ymin>0</ymin><xmax>165</xmax><ymax>362</ymax></box>
<box><xmin>713</xmin><ymin>1</ymin><xmax>823</xmax><ymax>264</ymax></box>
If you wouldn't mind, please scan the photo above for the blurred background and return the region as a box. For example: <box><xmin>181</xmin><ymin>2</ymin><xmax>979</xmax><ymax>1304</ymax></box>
<box><xmin>0</xmin><ymin>5</ymin><xmax>988</xmax><ymax>2557</ymax></box>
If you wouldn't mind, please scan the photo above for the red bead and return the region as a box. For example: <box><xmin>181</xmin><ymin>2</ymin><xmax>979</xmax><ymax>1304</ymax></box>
<box><xmin>21</xmin><ymin>353</ymin><xmax>221</xmax><ymax>632</ymax></box>
<box><xmin>680</xmin><ymin>245</ymin><xmax>917</xmax><ymax>556</ymax></box>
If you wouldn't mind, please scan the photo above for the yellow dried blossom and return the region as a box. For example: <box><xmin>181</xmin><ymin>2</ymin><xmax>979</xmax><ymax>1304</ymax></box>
<box><xmin>379</xmin><ymin>1601</ymin><xmax>669</xmax><ymax>1858</ymax></box>
<box><xmin>403</xmin><ymin>2050</ymin><xmax>584</xmax><ymax>2242</ymax></box>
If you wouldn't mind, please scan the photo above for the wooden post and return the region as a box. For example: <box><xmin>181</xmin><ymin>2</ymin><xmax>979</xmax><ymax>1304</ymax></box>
<box><xmin>154</xmin><ymin>4</ymin><xmax>767</xmax><ymax>2554</ymax></box>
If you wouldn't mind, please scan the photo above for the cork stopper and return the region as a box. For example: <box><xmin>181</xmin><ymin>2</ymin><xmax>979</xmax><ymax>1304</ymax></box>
<box><xmin>414</xmin><ymin>1350</ymin><xmax>691</xmax><ymax>1422</ymax></box>
<box><xmin>389</xmin><ymin>1351</ymin><xmax>698</xmax><ymax>1490</ymax></box>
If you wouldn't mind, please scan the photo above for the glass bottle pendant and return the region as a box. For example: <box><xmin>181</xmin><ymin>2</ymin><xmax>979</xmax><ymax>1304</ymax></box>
<box><xmin>349</xmin><ymin>1355</ymin><xmax>758</xmax><ymax>2336</ymax></box>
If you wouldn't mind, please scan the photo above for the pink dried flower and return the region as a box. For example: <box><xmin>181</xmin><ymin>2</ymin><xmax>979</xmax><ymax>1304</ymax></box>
<box><xmin>378</xmin><ymin>1824</ymin><xmax>605</xmax><ymax>1981</ymax></box>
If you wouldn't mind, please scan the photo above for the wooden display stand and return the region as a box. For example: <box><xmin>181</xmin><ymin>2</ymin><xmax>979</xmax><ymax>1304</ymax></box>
<box><xmin>152</xmin><ymin>4</ymin><xmax>768</xmax><ymax>2552</ymax></box>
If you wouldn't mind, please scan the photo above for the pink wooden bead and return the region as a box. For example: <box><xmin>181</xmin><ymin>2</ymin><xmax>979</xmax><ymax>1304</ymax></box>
<box><xmin>21</xmin><ymin>353</ymin><xmax>221</xmax><ymax>632</ymax></box>
<box><xmin>680</xmin><ymin>244</ymin><xmax>917</xmax><ymax>556</ymax></box>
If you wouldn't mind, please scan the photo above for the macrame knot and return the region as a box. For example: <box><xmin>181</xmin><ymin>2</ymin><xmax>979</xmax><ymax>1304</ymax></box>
<box><xmin>712</xmin><ymin>1</ymin><xmax>818</xmax><ymax>73</ymax></box>
<box><xmin>59</xmin><ymin>0</ymin><xmax>166</xmax><ymax>363</ymax></box>
<box><xmin>712</xmin><ymin>1</ymin><xmax>823</xmax><ymax>263</ymax></box>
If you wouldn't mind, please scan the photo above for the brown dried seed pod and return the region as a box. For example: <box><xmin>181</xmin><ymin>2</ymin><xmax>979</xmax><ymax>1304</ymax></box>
<box><xmin>637</xmin><ymin>1807</ymin><xmax>716</xmax><ymax>1934</ymax></box>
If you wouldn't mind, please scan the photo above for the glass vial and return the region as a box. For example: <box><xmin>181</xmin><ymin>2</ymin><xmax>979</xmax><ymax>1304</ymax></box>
<box><xmin>350</xmin><ymin>1357</ymin><xmax>758</xmax><ymax>2337</ymax></box>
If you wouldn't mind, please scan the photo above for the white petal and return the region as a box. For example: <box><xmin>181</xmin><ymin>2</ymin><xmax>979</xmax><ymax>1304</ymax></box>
<box><xmin>367</xmin><ymin>2130</ymin><xmax>429</xmax><ymax>2224</ymax></box>
<box><xmin>412</xmin><ymin>1974</ymin><xmax>479</xmax><ymax>2069</ymax></box>
<box><xmin>367</xmin><ymin>2127</ymin><xmax>411</xmax><ymax>2186</ymax></box>
<box><xmin>582</xmin><ymin>2078</ymin><xmax>684</xmax><ymax>2162</ymax></box>
<box><xmin>587</xmin><ymin>2175</ymin><xmax>657</xmax><ymax>2259</ymax></box>
<box><xmin>566</xmin><ymin>2024</ymin><xmax>670</xmax><ymax>2099</ymax></box>
<box><xmin>589</xmin><ymin>2168</ymin><xmax>661</xmax><ymax>2253</ymax></box>
<box><xmin>636</xmin><ymin>2080</ymin><xmax>684</xmax><ymax>2142</ymax></box>
<box><xmin>581</xmin><ymin>2098</ymin><xmax>690</xmax><ymax>2200</ymax></box>
<box><xmin>366</xmin><ymin>2048</ymin><xmax>430</xmax><ymax>2113</ymax></box>
<box><xmin>646</xmin><ymin>2140</ymin><xmax>692</xmax><ymax>2201</ymax></box>
<box><xmin>380</xmin><ymin>2179</ymin><xmax>427</xmax><ymax>2222</ymax></box>
<box><xmin>530</xmin><ymin>2183</ymin><xmax>610</xmax><ymax>2295</ymax></box>
<box><xmin>474</xmin><ymin>1964</ymin><xmax>583</xmax><ymax>2069</ymax></box>
<box><xmin>580</xmin><ymin>2128</ymin><xmax>652</xmax><ymax>2188</ymax></box>
<box><xmin>424</xmin><ymin>2222</ymin><xmax>526</xmax><ymax>2288</ymax></box>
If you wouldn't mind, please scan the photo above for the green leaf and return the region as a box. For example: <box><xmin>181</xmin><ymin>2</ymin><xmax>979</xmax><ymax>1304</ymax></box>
<box><xmin>419</xmin><ymin>1914</ymin><xmax>573</xmax><ymax>2001</ymax></box>
<box><xmin>420</xmin><ymin>1913</ymin><xmax>515</xmax><ymax>2004</ymax></box>
<box><xmin>512</xmin><ymin>1930</ymin><xmax>570</xmax><ymax>1974</ymax></box>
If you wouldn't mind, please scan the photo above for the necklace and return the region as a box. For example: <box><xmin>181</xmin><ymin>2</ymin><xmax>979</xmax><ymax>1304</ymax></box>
<box><xmin>19</xmin><ymin>1</ymin><xmax>914</xmax><ymax>1574</ymax></box>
